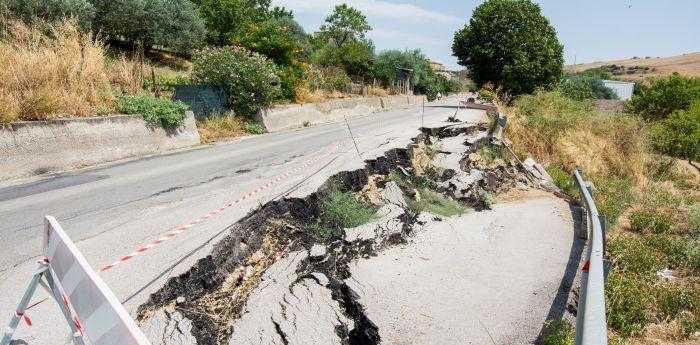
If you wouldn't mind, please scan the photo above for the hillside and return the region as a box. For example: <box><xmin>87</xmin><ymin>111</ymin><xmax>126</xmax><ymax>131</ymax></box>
<box><xmin>566</xmin><ymin>52</ymin><xmax>700</xmax><ymax>81</ymax></box>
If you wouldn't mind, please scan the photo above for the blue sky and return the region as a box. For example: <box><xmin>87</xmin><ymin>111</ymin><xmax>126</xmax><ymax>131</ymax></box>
<box><xmin>272</xmin><ymin>0</ymin><xmax>699</xmax><ymax>70</ymax></box>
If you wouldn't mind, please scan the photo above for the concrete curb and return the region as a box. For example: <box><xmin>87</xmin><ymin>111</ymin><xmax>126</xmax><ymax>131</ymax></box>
<box><xmin>256</xmin><ymin>95</ymin><xmax>426</xmax><ymax>132</ymax></box>
<box><xmin>0</xmin><ymin>111</ymin><xmax>200</xmax><ymax>181</ymax></box>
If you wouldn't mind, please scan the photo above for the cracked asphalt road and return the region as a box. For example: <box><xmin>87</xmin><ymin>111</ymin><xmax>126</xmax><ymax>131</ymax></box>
<box><xmin>0</xmin><ymin>96</ymin><xmax>480</xmax><ymax>344</ymax></box>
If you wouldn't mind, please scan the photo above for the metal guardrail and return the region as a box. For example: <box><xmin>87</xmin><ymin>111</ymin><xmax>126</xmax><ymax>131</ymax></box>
<box><xmin>573</xmin><ymin>169</ymin><xmax>608</xmax><ymax>345</ymax></box>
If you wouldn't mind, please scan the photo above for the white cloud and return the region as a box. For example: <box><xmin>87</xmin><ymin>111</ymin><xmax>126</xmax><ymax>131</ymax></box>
<box><xmin>272</xmin><ymin>0</ymin><xmax>459</xmax><ymax>24</ymax></box>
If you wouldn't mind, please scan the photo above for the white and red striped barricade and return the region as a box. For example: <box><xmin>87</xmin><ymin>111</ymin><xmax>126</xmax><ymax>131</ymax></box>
<box><xmin>1</xmin><ymin>216</ymin><xmax>150</xmax><ymax>345</ymax></box>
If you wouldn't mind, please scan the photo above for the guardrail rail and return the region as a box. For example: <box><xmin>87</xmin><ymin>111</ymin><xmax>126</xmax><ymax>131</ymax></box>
<box><xmin>573</xmin><ymin>169</ymin><xmax>608</xmax><ymax>345</ymax></box>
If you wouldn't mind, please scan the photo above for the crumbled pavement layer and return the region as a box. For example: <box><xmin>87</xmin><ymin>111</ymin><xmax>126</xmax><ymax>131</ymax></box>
<box><xmin>138</xmin><ymin>112</ymin><xmax>579</xmax><ymax>345</ymax></box>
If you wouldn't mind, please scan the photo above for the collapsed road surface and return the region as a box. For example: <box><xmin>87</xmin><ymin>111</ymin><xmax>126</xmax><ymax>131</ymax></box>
<box><xmin>136</xmin><ymin>111</ymin><xmax>583</xmax><ymax>344</ymax></box>
<box><xmin>0</xmin><ymin>95</ymin><xmax>582</xmax><ymax>344</ymax></box>
<box><xmin>1</xmin><ymin>95</ymin><xmax>485</xmax><ymax>344</ymax></box>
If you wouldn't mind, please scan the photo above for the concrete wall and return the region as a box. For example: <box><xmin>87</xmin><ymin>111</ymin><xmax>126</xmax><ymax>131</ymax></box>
<box><xmin>0</xmin><ymin>111</ymin><xmax>200</xmax><ymax>180</ymax></box>
<box><xmin>256</xmin><ymin>95</ymin><xmax>425</xmax><ymax>132</ymax></box>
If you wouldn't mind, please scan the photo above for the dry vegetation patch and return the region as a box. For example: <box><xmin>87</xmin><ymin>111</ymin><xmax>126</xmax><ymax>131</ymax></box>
<box><xmin>0</xmin><ymin>20</ymin><xmax>114</xmax><ymax>123</ymax></box>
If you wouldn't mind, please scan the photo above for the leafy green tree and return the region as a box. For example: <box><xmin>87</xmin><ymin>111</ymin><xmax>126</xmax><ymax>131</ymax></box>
<box><xmin>191</xmin><ymin>0</ymin><xmax>270</xmax><ymax>45</ymax></box>
<box><xmin>629</xmin><ymin>73</ymin><xmax>700</xmax><ymax>121</ymax></box>
<box><xmin>91</xmin><ymin>0</ymin><xmax>205</xmax><ymax>53</ymax></box>
<box><xmin>650</xmin><ymin>100</ymin><xmax>700</xmax><ymax>162</ymax></box>
<box><xmin>558</xmin><ymin>76</ymin><xmax>617</xmax><ymax>101</ymax></box>
<box><xmin>452</xmin><ymin>0</ymin><xmax>563</xmax><ymax>95</ymax></box>
<box><xmin>191</xmin><ymin>46</ymin><xmax>281</xmax><ymax>116</ymax></box>
<box><xmin>313</xmin><ymin>38</ymin><xmax>375</xmax><ymax>79</ymax></box>
<box><xmin>0</xmin><ymin>0</ymin><xmax>95</xmax><ymax>28</ymax></box>
<box><xmin>318</xmin><ymin>4</ymin><xmax>371</xmax><ymax>48</ymax></box>
<box><xmin>374</xmin><ymin>49</ymin><xmax>432</xmax><ymax>87</ymax></box>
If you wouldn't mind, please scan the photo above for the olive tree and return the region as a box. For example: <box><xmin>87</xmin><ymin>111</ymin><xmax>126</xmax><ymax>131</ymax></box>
<box><xmin>0</xmin><ymin>0</ymin><xmax>95</xmax><ymax>28</ymax></box>
<box><xmin>452</xmin><ymin>0</ymin><xmax>563</xmax><ymax>95</ymax></box>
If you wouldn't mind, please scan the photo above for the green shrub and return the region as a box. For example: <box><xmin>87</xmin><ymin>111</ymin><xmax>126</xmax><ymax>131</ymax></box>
<box><xmin>478</xmin><ymin>144</ymin><xmax>504</xmax><ymax>163</ymax></box>
<box><xmin>629</xmin><ymin>73</ymin><xmax>700</xmax><ymax>120</ymax></box>
<box><xmin>118</xmin><ymin>94</ymin><xmax>187</xmax><ymax>128</ymax></box>
<box><xmin>629</xmin><ymin>210</ymin><xmax>672</xmax><ymax>234</ymax></box>
<box><xmin>191</xmin><ymin>46</ymin><xmax>281</xmax><ymax>116</ymax></box>
<box><xmin>546</xmin><ymin>165</ymin><xmax>578</xmax><ymax>198</ymax></box>
<box><xmin>690</xmin><ymin>204</ymin><xmax>700</xmax><ymax>233</ymax></box>
<box><xmin>649</xmin><ymin>100</ymin><xmax>700</xmax><ymax>162</ymax></box>
<box><xmin>244</xmin><ymin>122</ymin><xmax>265</xmax><ymax>135</ymax></box>
<box><xmin>1</xmin><ymin>0</ymin><xmax>95</xmax><ymax>28</ymax></box>
<box><xmin>477</xmin><ymin>88</ymin><xmax>496</xmax><ymax>102</ymax></box>
<box><xmin>679</xmin><ymin>312</ymin><xmax>700</xmax><ymax>337</ymax></box>
<box><xmin>642</xmin><ymin>235</ymin><xmax>697</xmax><ymax>270</ymax></box>
<box><xmin>608</xmin><ymin>235</ymin><xmax>661</xmax><ymax>275</ymax></box>
<box><xmin>593</xmin><ymin>176</ymin><xmax>636</xmax><ymax>225</ymax></box>
<box><xmin>655</xmin><ymin>284</ymin><xmax>697</xmax><ymax>320</ymax></box>
<box><xmin>541</xmin><ymin>320</ymin><xmax>574</xmax><ymax>345</ymax></box>
<box><xmin>514</xmin><ymin>90</ymin><xmax>592</xmax><ymax>139</ymax></box>
<box><xmin>606</xmin><ymin>271</ymin><xmax>652</xmax><ymax>336</ymax></box>
<box><xmin>558</xmin><ymin>75</ymin><xmax>617</xmax><ymax>101</ymax></box>
<box><xmin>308</xmin><ymin>66</ymin><xmax>351</xmax><ymax>92</ymax></box>
<box><xmin>452</xmin><ymin>0</ymin><xmax>564</xmax><ymax>95</ymax></box>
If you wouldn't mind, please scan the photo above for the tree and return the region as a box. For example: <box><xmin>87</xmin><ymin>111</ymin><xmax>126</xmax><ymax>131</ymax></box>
<box><xmin>192</xmin><ymin>0</ymin><xmax>270</xmax><ymax>45</ymax></box>
<box><xmin>452</xmin><ymin>0</ymin><xmax>563</xmax><ymax>95</ymax></box>
<box><xmin>313</xmin><ymin>38</ymin><xmax>375</xmax><ymax>79</ymax></box>
<box><xmin>318</xmin><ymin>4</ymin><xmax>371</xmax><ymax>48</ymax></box>
<box><xmin>1</xmin><ymin>0</ymin><xmax>95</xmax><ymax>28</ymax></box>
<box><xmin>650</xmin><ymin>100</ymin><xmax>700</xmax><ymax>162</ymax></box>
<box><xmin>629</xmin><ymin>74</ymin><xmax>700</xmax><ymax>121</ymax></box>
<box><xmin>374</xmin><ymin>49</ymin><xmax>432</xmax><ymax>87</ymax></box>
<box><xmin>91</xmin><ymin>0</ymin><xmax>206</xmax><ymax>53</ymax></box>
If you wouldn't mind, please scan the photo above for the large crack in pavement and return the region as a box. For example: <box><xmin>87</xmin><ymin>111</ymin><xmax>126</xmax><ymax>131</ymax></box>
<box><xmin>137</xmin><ymin>112</ymin><xmax>545</xmax><ymax>345</ymax></box>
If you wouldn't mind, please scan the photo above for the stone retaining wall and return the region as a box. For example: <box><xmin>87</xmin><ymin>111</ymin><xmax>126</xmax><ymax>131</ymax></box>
<box><xmin>0</xmin><ymin>111</ymin><xmax>200</xmax><ymax>180</ymax></box>
<box><xmin>256</xmin><ymin>95</ymin><xmax>425</xmax><ymax>132</ymax></box>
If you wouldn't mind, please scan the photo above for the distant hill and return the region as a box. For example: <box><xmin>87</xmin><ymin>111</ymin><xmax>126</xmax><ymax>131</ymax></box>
<box><xmin>566</xmin><ymin>52</ymin><xmax>700</xmax><ymax>81</ymax></box>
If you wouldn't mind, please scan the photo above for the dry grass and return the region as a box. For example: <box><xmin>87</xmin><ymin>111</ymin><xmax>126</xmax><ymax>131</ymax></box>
<box><xmin>108</xmin><ymin>54</ymin><xmax>144</xmax><ymax>95</ymax></box>
<box><xmin>367</xmin><ymin>85</ymin><xmax>389</xmax><ymax>97</ymax></box>
<box><xmin>197</xmin><ymin>114</ymin><xmax>248</xmax><ymax>143</ymax></box>
<box><xmin>567</xmin><ymin>52</ymin><xmax>700</xmax><ymax>81</ymax></box>
<box><xmin>0</xmin><ymin>20</ymin><xmax>114</xmax><ymax>123</ymax></box>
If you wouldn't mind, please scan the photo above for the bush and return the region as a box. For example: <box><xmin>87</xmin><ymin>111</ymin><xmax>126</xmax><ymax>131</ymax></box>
<box><xmin>546</xmin><ymin>165</ymin><xmax>578</xmax><ymax>198</ymax></box>
<box><xmin>655</xmin><ymin>284</ymin><xmax>697</xmax><ymax>320</ymax></box>
<box><xmin>630</xmin><ymin>210</ymin><xmax>672</xmax><ymax>234</ymax></box>
<box><xmin>307</xmin><ymin>65</ymin><xmax>351</xmax><ymax>92</ymax></box>
<box><xmin>629</xmin><ymin>73</ymin><xmax>700</xmax><ymax>120</ymax></box>
<box><xmin>373</xmin><ymin>49</ymin><xmax>433</xmax><ymax>88</ymax></box>
<box><xmin>606</xmin><ymin>271</ymin><xmax>652</xmax><ymax>336</ymax></box>
<box><xmin>244</xmin><ymin>122</ymin><xmax>265</xmax><ymax>134</ymax></box>
<box><xmin>608</xmin><ymin>235</ymin><xmax>662</xmax><ymax>275</ymax></box>
<box><xmin>191</xmin><ymin>46</ymin><xmax>281</xmax><ymax>116</ymax></box>
<box><xmin>118</xmin><ymin>94</ymin><xmax>187</xmax><ymax>128</ymax></box>
<box><xmin>1</xmin><ymin>0</ymin><xmax>95</xmax><ymax>28</ymax></box>
<box><xmin>649</xmin><ymin>100</ymin><xmax>700</xmax><ymax>162</ymax></box>
<box><xmin>593</xmin><ymin>176</ymin><xmax>636</xmax><ymax>225</ymax></box>
<box><xmin>0</xmin><ymin>20</ymin><xmax>114</xmax><ymax>123</ymax></box>
<box><xmin>558</xmin><ymin>75</ymin><xmax>617</xmax><ymax>101</ymax></box>
<box><xmin>452</xmin><ymin>0</ymin><xmax>564</xmax><ymax>95</ymax></box>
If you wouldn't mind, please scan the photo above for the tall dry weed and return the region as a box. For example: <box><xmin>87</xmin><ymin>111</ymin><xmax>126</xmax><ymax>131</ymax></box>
<box><xmin>0</xmin><ymin>20</ymin><xmax>114</xmax><ymax>122</ymax></box>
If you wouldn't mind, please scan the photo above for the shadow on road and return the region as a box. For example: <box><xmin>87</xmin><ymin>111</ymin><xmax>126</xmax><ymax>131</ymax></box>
<box><xmin>535</xmin><ymin>202</ymin><xmax>585</xmax><ymax>344</ymax></box>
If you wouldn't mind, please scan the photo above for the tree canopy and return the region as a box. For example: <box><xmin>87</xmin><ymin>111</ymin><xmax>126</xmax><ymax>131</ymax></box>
<box><xmin>452</xmin><ymin>0</ymin><xmax>563</xmax><ymax>95</ymax></box>
<box><xmin>318</xmin><ymin>4</ymin><xmax>371</xmax><ymax>48</ymax></box>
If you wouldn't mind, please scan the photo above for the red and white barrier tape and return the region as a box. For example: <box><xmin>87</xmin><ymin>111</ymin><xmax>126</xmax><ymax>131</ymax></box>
<box><xmin>99</xmin><ymin>141</ymin><xmax>344</xmax><ymax>272</ymax></box>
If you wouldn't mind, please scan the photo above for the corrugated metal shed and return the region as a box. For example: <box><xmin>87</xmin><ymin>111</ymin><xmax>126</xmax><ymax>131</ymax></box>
<box><xmin>602</xmin><ymin>80</ymin><xmax>635</xmax><ymax>100</ymax></box>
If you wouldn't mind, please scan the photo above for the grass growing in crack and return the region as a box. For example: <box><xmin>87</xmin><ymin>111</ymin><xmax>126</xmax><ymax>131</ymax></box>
<box><xmin>408</xmin><ymin>189</ymin><xmax>467</xmax><ymax>217</ymax></box>
<box><xmin>308</xmin><ymin>190</ymin><xmax>377</xmax><ymax>240</ymax></box>
<box><xmin>541</xmin><ymin>319</ymin><xmax>574</xmax><ymax>345</ymax></box>
<box><xmin>478</xmin><ymin>143</ymin><xmax>505</xmax><ymax>163</ymax></box>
